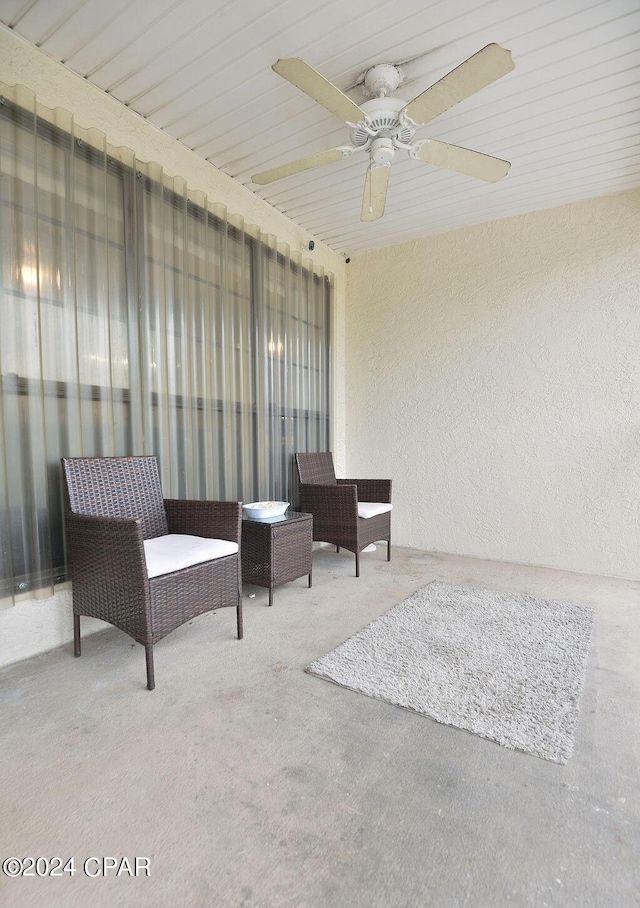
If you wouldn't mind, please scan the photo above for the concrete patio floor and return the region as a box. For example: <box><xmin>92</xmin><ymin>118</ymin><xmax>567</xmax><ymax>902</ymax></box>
<box><xmin>1</xmin><ymin>545</ymin><xmax>638</xmax><ymax>908</ymax></box>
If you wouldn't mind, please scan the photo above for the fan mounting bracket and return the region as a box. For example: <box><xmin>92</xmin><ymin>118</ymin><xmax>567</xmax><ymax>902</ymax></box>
<box><xmin>346</xmin><ymin>116</ymin><xmax>376</xmax><ymax>136</ymax></box>
<box><xmin>336</xmin><ymin>144</ymin><xmax>360</xmax><ymax>158</ymax></box>
<box><xmin>400</xmin><ymin>109</ymin><xmax>424</xmax><ymax>131</ymax></box>
<box><xmin>408</xmin><ymin>138</ymin><xmax>430</xmax><ymax>160</ymax></box>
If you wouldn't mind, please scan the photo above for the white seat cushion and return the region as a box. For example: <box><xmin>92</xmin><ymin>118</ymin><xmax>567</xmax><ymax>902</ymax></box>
<box><xmin>357</xmin><ymin>502</ymin><xmax>393</xmax><ymax>519</ymax></box>
<box><xmin>143</xmin><ymin>534</ymin><xmax>239</xmax><ymax>579</ymax></box>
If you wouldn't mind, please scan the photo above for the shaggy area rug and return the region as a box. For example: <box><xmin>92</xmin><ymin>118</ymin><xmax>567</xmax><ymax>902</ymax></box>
<box><xmin>308</xmin><ymin>581</ymin><xmax>595</xmax><ymax>763</ymax></box>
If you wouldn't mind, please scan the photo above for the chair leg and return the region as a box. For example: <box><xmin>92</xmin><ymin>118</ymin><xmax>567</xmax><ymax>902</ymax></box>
<box><xmin>268</xmin><ymin>588</ymin><xmax>273</xmax><ymax>607</ymax></box>
<box><xmin>73</xmin><ymin>613</ymin><xmax>81</xmax><ymax>657</ymax></box>
<box><xmin>387</xmin><ymin>539</ymin><xmax>391</xmax><ymax>562</ymax></box>
<box><xmin>355</xmin><ymin>552</ymin><xmax>360</xmax><ymax>578</ymax></box>
<box><xmin>308</xmin><ymin>568</ymin><xmax>313</xmax><ymax>588</ymax></box>
<box><xmin>145</xmin><ymin>645</ymin><xmax>155</xmax><ymax>691</ymax></box>
<box><xmin>336</xmin><ymin>545</ymin><xmax>340</xmax><ymax>553</ymax></box>
<box><xmin>237</xmin><ymin>601</ymin><xmax>244</xmax><ymax>639</ymax></box>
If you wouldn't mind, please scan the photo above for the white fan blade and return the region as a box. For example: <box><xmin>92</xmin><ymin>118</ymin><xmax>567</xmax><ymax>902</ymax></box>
<box><xmin>402</xmin><ymin>44</ymin><xmax>514</xmax><ymax>126</ymax></box>
<box><xmin>273</xmin><ymin>57</ymin><xmax>366</xmax><ymax>123</ymax></box>
<box><xmin>252</xmin><ymin>147</ymin><xmax>349</xmax><ymax>184</ymax></box>
<box><xmin>361</xmin><ymin>164</ymin><xmax>390</xmax><ymax>222</ymax></box>
<box><xmin>414</xmin><ymin>138</ymin><xmax>510</xmax><ymax>182</ymax></box>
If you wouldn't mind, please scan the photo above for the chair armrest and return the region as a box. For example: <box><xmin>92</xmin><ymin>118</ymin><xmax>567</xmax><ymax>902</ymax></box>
<box><xmin>299</xmin><ymin>483</ymin><xmax>358</xmax><ymax>517</ymax></box>
<box><xmin>338</xmin><ymin>479</ymin><xmax>392</xmax><ymax>503</ymax></box>
<box><xmin>66</xmin><ymin>513</ymin><xmax>147</xmax><ymax>581</ymax></box>
<box><xmin>164</xmin><ymin>499</ymin><xmax>242</xmax><ymax>544</ymax></box>
<box><xmin>65</xmin><ymin>513</ymin><xmax>150</xmax><ymax>637</ymax></box>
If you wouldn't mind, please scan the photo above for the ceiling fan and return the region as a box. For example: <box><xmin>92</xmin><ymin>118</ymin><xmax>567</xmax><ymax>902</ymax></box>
<box><xmin>252</xmin><ymin>44</ymin><xmax>515</xmax><ymax>222</ymax></box>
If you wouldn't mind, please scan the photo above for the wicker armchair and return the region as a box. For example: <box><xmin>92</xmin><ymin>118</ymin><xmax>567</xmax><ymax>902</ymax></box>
<box><xmin>295</xmin><ymin>452</ymin><xmax>392</xmax><ymax>577</ymax></box>
<box><xmin>61</xmin><ymin>456</ymin><xmax>242</xmax><ymax>690</ymax></box>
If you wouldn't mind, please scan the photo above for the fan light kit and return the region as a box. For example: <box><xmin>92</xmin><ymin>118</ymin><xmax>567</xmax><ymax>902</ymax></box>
<box><xmin>252</xmin><ymin>45</ymin><xmax>515</xmax><ymax>222</ymax></box>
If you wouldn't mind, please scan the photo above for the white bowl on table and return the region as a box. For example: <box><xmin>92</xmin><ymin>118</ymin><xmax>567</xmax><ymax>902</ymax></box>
<box><xmin>242</xmin><ymin>501</ymin><xmax>289</xmax><ymax>520</ymax></box>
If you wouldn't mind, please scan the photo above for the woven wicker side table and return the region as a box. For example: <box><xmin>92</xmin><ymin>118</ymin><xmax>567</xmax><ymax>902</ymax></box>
<box><xmin>241</xmin><ymin>510</ymin><xmax>313</xmax><ymax>606</ymax></box>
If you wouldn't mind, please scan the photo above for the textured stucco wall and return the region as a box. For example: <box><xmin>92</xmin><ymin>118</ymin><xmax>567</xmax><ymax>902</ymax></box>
<box><xmin>346</xmin><ymin>189</ymin><xmax>640</xmax><ymax>580</ymax></box>
<box><xmin>0</xmin><ymin>26</ymin><xmax>346</xmax><ymax>667</ymax></box>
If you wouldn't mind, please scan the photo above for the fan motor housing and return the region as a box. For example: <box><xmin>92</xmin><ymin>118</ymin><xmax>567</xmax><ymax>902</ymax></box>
<box><xmin>349</xmin><ymin>97</ymin><xmax>415</xmax><ymax>149</ymax></box>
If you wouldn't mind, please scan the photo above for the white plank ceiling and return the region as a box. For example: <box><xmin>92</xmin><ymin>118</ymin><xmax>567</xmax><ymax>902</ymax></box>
<box><xmin>1</xmin><ymin>0</ymin><xmax>639</xmax><ymax>254</ymax></box>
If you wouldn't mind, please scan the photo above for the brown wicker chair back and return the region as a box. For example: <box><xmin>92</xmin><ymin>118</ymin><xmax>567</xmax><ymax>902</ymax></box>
<box><xmin>295</xmin><ymin>452</ymin><xmax>337</xmax><ymax>485</ymax></box>
<box><xmin>62</xmin><ymin>455</ymin><xmax>168</xmax><ymax>539</ymax></box>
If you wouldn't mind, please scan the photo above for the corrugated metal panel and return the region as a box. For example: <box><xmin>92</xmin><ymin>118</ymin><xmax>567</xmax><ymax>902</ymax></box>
<box><xmin>2</xmin><ymin>0</ymin><xmax>639</xmax><ymax>253</ymax></box>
